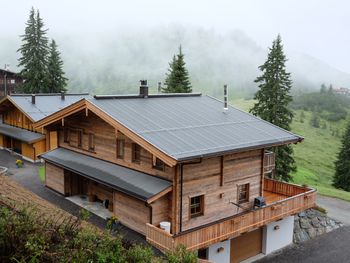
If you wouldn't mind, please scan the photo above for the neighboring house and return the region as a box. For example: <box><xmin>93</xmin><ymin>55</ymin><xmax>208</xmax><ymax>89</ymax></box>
<box><xmin>33</xmin><ymin>82</ymin><xmax>316</xmax><ymax>263</ymax></box>
<box><xmin>0</xmin><ymin>69</ymin><xmax>25</xmax><ymax>98</ymax></box>
<box><xmin>0</xmin><ymin>93</ymin><xmax>89</xmax><ymax>162</ymax></box>
<box><xmin>334</xmin><ymin>87</ymin><xmax>349</xmax><ymax>95</ymax></box>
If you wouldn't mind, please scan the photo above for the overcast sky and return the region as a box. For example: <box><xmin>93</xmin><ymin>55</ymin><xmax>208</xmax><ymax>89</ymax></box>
<box><xmin>2</xmin><ymin>0</ymin><xmax>350</xmax><ymax>73</ymax></box>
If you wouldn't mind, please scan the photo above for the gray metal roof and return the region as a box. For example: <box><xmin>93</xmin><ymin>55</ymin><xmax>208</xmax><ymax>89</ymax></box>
<box><xmin>89</xmin><ymin>95</ymin><xmax>302</xmax><ymax>161</ymax></box>
<box><xmin>10</xmin><ymin>94</ymin><xmax>90</xmax><ymax>122</ymax></box>
<box><xmin>41</xmin><ymin>147</ymin><xmax>172</xmax><ymax>201</ymax></box>
<box><xmin>0</xmin><ymin>123</ymin><xmax>45</xmax><ymax>143</ymax></box>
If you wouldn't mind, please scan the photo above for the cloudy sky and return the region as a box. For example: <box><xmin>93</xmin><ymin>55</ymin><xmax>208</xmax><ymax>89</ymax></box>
<box><xmin>2</xmin><ymin>0</ymin><xmax>350</xmax><ymax>72</ymax></box>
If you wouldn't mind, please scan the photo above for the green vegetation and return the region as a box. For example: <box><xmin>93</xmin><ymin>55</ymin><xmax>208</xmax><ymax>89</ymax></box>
<box><xmin>333</xmin><ymin>121</ymin><xmax>350</xmax><ymax>191</ymax></box>
<box><xmin>0</xmin><ymin>205</ymin><xmax>197</xmax><ymax>262</ymax></box>
<box><xmin>163</xmin><ymin>46</ymin><xmax>192</xmax><ymax>93</ymax></box>
<box><xmin>38</xmin><ymin>166</ymin><xmax>45</xmax><ymax>182</ymax></box>
<box><xmin>250</xmin><ymin>35</ymin><xmax>295</xmax><ymax>182</ymax></box>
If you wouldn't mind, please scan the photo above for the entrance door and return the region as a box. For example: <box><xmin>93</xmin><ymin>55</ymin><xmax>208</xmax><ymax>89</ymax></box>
<box><xmin>230</xmin><ymin>228</ymin><xmax>262</xmax><ymax>263</ymax></box>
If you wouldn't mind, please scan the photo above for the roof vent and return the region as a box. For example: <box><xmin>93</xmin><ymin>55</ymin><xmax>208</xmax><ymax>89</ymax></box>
<box><xmin>31</xmin><ymin>94</ymin><xmax>35</xmax><ymax>104</ymax></box>
<box><xmin>139</xmin><ymin>80</ymin><xmax>148</xmax><ymax>98</ymax></box>
<box><xmin>61</xmin><ymin>91</ymin><xmax>65</xmax><ymax>100</ymax></box>
<box><xmin>223</xmin><ymin>85</ymin><xmax>228</xmax><ymax>112</ymax></box>
<box><xmin>158</xmin><ymin>82</ymin><xmax>162</xmax><ymax>93</ymax></box>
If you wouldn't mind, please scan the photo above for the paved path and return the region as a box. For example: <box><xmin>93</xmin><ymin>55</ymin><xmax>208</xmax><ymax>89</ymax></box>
<box><xmin>317</xmin><ymin>195</ymin><xmax>350</xmax><ymax>225</ymax></box>
<box><xmin>0</xmin><ymin>149</ymin><xmax>149</xmax><ymax>249</ymax></box>
<box><xmin>256</xmin><ymin>226</ymin><xmax>350</xmax><ymax>263</ymax></box>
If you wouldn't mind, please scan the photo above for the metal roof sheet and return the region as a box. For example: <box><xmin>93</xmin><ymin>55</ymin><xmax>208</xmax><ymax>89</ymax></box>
<box><xmin>41</xmin><ymin>148</ymin><xmax>172</xmax><ymax>201</ymax></box>
<box><xmin>10</xmin><ymin>94</ymin><xmax>90</xmax><ymax>122</ymax></box>
<box><xmin>0</xmin><ymin>123</ymin><xmax>44</xmax><ymax>143</ymax></box>
<box><xmin>89</xmin><ymin>95</ymin><xmax>302</xmax><ymax>161</ymax></box>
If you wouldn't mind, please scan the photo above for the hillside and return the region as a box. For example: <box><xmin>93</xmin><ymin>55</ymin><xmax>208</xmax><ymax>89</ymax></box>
<box><xmin>233</xmin><ymin>98</ymin><xmax>350</xmax><ymax>201</ymax></box>
<box><xmin>1</xmin><ymin>26</ymin><xmax>350</xmax><ymax>96</ymax></box>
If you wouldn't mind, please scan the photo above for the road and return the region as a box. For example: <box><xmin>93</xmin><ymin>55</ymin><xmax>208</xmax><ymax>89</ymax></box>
<box><xmin>317</xmin><ymin>195</ymin><xmax>350</xmax><ymax>225</ymax></box>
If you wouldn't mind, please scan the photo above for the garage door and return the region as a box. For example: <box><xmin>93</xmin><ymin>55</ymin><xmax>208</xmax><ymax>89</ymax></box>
<box><xmin>230</xmin><ymin>228</ymin><xmax>262</xmax><ymax>263</ymax></box>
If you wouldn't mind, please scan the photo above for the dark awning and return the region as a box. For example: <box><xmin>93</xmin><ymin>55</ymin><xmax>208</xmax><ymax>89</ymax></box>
<box><xmin>40</xmin><ymin>148</ymin><xmax>172</xmax><ymax>202</ymax></box>
<box><xmin>0</xmin><ymin>123</ymin><xmax>45</xmax><ymax>144</ymax></box>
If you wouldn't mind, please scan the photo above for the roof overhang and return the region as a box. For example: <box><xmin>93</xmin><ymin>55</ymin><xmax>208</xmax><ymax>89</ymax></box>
<box><xmin>0</xmin><ymin>96</ymin><xmax>35</xmax><ymax>123</ymax></box>
<box><xmin>0</xmin><ymin>123</ymin><xmax>45</xmax><ymax>143</ymax></box>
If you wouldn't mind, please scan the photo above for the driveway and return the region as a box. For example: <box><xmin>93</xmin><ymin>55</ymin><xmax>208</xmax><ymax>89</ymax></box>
<box><xmin>256</xmin><ymin>226</ymin><xmax>350</xmax><ymax>263</ymax></box>
<box><xmin>0</xmin><ymin>149</ymin><xmax>148</xmax><ymax>248</ymax></box>
<box><xmin>317</xmin><ymin>195</ymin><xmax>350</xmax><ymax>225</ymax></box>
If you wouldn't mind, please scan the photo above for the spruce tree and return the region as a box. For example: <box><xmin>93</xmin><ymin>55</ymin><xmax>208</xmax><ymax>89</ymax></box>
<box><xmin>163</xmin><ymin>46</ymin><xmax>192</xmax><ymax>93</ymax></box>
<box><xmin>333</xmin><ymin>122</ymin><xmax>350</xmax><ymax>191</ymax></box>
<box><xmin>250</xmin><ymin>35</ymin><xmax>295</xmax><ymax>182</ymax></box>
<box><xmin>17</xmin><ymin>8</ymin><xmax>49</xmax><ymax>93</ymax></box>
<box><xmin>46</xmin><ymin>39</ymin><xmax>67</xmax><ymax>93</ymax></box>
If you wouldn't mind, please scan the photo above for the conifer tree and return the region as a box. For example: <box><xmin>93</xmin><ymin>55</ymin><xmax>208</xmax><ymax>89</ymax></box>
<box><xmin>333</xmin><ymin>122</ymin><xmax>350</xmax><ymax>191</ymax></box>
<box><xmin>163</xmin><ymin>46</ymin><xmax>192</xmax><ymax>93</ymax></box>
<box><xmin>46</xmin><ymin>40</ymin><xmax>67</xmax><ymax>93</ymax></box>
<box><xmin>250</xmin><ymin>35</ymin><xmax>295</xmax><ymax>181</ymax></box>
<box><xmin>17</xmin><ymin>8</ymin><xmax>49</xmax><ymax>93</ymax></box>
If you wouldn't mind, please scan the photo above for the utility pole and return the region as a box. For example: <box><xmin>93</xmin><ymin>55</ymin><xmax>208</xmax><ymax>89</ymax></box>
<box><xmin>4</xmin><ymin>64</ymin><xmax>10</xmax><ymax>96</ymax></box>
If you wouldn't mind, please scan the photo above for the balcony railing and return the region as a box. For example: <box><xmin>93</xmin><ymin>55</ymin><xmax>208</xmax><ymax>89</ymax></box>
<box><xmin>146</xmin><ymin>178</ymin><xmax>316</xmax><ymax>252</ymax></box>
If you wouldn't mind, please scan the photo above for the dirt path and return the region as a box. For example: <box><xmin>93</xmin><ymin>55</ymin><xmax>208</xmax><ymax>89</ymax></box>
<box><xmin>317</xmin><ymin>194</ymin><xmax>350</xmax><ymax>225</ymax></box>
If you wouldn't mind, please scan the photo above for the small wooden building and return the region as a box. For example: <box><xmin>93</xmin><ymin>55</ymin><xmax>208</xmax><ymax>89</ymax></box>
<box><xmin>0</xmin><ymin>69</ymin><xmax>24</xmax><ymax>98</ymax></box>
<box><xmin>34</xmin><ymin>83</ymin><xmax>316</xmax><ymax>263</ymax></box>
<box><xmin>0</xmin><ymin>93</ymin><xmax>89</xmax><ymax>162</ymax></box>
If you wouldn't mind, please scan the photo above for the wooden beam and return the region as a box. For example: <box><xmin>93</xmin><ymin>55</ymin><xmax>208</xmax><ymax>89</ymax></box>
<box><xmin>62</xmin><ymin>118</ymin><xmax>64</xmax><ymax>127</ymax></box>
<box><xmin>85</xmin><ymin>108</ymin><xmax>89</xmax><ymax>117</ymax></box>
<box><xmin>147</xmin><ymin>186</ymin><xmax>172</xmax><ymax>204</ymax></box>
<box><xmin>220</xmin><ymin>155</ymin><xmax>224</xmax><ymax>186</ymax></box>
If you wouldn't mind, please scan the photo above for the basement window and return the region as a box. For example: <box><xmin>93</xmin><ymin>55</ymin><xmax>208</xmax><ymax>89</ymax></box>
<box><xmin>190</xmin><ymin>195</ymin><xmax>204</xmax><ymax>218</ymax></box>
<box><xmin>238</xmin><ymin>183</ymin><xmax>249</xmax><ymax>204</ymax></box>
<box><xmin>132</xmin><ymin>143</ymin><xmax>141</xmax><ymax>163</ymax></box>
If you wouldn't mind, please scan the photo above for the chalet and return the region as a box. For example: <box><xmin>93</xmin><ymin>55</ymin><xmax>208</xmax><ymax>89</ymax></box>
<box><xmin>0</xmin><ymin>93</ymin><xmax>89</xmax><ymax>162</ymax></box>
<box><xmin>0</xmin><ymin>69</ymin><xmax>25</xmax><ymax>98</ymax></box>
<box><xmin>33</xmin><ymin>82</ymin><xmax>316</xmax><ymax>263</ymax></box>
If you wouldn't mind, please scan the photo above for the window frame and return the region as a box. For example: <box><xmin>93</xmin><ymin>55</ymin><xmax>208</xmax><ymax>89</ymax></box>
<box><xmin>153</xmin><ymin>157</ymin><xmax>165</xmax><ymax>171</ymax></box>
<box><xmin>131</xmin><ymin>143</ymin><xmax>141</xmax><ymax>163</ymax></box>
<box><xmin>77</xmin><ymin>129</ymin><xmax>83</xmax><ymax>148</ymax></box>
<box><xmin>64</xmin><ymin>128</ymin><xmax>70</xmax><ymax>143</ymax></box>
<box><xmin>88</xmin><ymin>133</ymin><xmax>95</xmax><ymax>152</ymax></box>
<box><xmin>237</xmin><ymin>183</ymin><xmax>250</xmax><ymax>204</ymax></box>
<box><xmin>189</xmin><ymin>195</ymin><xmax>204</xmax><ymax>219</ymax></box>
<box><xmin>116</xmin><ymin>138</ymin><xmax>125</xmax><ymax>159</ymax></box>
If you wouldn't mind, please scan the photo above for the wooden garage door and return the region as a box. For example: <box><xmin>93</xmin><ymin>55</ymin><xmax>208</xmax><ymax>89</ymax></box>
<box><xmin>230</xmin><ymin>228</ymin><xmax>262</xmax><ymax>263</ymax></box>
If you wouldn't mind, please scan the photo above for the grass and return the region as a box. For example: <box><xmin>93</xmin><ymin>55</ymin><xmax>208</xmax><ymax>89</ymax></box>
<box><xmin>38</xmin><ymin>165</ymin><xmax>45</xmax><ymax>182</ymax></box>
<box><xmin>232</xmin><ymin>98</ymin><xmax>350</xmax><ymax>201</ymax></box>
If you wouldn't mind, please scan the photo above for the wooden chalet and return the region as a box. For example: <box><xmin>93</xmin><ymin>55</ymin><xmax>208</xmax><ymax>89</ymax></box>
<box><xmin>33</xmin><ymin>82</ymin><xmax>316</xmax><ymax>263</ymax></box>
<box><xmin>0</xmin><ymin>93</ymin><xmax>89</xmax><ymax>162</ymax></box>
<box><xmin>0</xmin><ymin>69</ymin><xmax>24</xmax><ymax>98</ymax></box>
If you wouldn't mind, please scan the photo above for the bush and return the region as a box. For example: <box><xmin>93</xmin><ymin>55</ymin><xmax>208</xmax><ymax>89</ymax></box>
<box><xmin>167</xmin><ymin>245</ymin><xmax>197</xmax><ymax>263</ymax></box>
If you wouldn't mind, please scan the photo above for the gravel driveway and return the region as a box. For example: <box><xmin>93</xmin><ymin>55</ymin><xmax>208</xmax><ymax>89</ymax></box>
<box><xmin>317</xmin><ymin>195</ymin><xmax>350</xmax><ymax>225</ymax></box>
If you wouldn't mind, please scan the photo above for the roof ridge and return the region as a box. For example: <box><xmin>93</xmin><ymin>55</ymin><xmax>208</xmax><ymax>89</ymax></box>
<box><xmin>93</xmin><ymin>92</ymin><xmax>202</xmax><ymax>100</ymax></box>
<box><xmin>10</xmin><ymin>93</ymin><xmax>89</xmax><ymax>97</ymax></box>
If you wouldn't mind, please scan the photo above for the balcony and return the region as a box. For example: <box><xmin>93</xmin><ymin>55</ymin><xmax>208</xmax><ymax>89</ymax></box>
<box><xmin>146</xmin><ymin>178</ymin><xmax>316</xmax><ymax>252</ymax></box>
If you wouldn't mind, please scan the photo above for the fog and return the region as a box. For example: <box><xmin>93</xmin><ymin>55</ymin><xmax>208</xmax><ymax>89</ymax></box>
<box><xmin>1</xmin><ymin>0</ymin><xmax>349</xmax><ymax>96</ymax></box>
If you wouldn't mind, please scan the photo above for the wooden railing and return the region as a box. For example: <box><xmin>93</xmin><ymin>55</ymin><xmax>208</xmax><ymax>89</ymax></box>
<box><xmin>146</xmin><ymin>178</ymin><xmax>316</xmax><ymax>252</ymax></box>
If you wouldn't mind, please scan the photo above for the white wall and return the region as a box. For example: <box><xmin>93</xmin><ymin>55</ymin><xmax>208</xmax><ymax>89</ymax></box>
<box><xmin>208</xmin><ymin>239</ymin><xmax>230</xmax><ymax>263</ymax></box>
<box><xmin>262</xmin><ymin>216</ymin><xmax>294</xmax><ymax>254</ymax></box>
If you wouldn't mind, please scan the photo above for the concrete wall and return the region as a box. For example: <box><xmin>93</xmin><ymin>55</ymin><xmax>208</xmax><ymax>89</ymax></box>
<box><xmin>262</xmin><ymin>216</ymin><xmax>294</xmax><ymax>254</ymax></box>
<box><xmin>208</xmin><ymin>239</ymin><xmax>230</xmax><ymax>263</ymax></box>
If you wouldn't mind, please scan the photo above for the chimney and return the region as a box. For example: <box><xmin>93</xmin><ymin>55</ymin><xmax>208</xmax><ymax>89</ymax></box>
<box><xmin>31</xmin><ymin>94</ymin><xmax>35</xmax><ymax>104</ymax></box>
<box><xmin>61</xmin><ymin>91</ymin><xmax>65</xmax><ymax>100</ymax></box>
<box><xmin>158</xmin><ymin>82</ymin><xmax>162</xmax><ymax>93</ymax></box>
<box><xmin>139</xmin><ymin>80</ymin><xmax>148</xmax><ymax>98</ymax></box>
<box><xmin>223</xmin><ymin>85</ymin><xmax>228</xmax><ymax>112</ymax></box>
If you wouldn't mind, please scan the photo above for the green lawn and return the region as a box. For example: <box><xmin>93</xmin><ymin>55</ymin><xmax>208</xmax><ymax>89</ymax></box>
<box><xmin>38</xmin><ymin>165</ymin><xmax>45</xmax><ymax>182</ymax></box>
<box><xmin>232</xmin><ymin>98</ymin><xmax>350</xmax><ymax>201</ymax></box>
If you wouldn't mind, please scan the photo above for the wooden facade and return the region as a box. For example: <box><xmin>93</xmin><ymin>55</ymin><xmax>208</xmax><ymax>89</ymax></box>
<box><xmin>0</xmin><ymin>69</ymin><xmax>24</xmax><ymax>98</ymax></box>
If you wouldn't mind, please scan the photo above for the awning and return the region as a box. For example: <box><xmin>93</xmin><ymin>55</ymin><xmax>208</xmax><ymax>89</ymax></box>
<box><xmin>40</xmin><ymin>148</ymin><xmax>172</xmax><ymax>202</ymax></box>
<box><xmin>0</xmin><ymin>123</ymin><xmax>45</xmax><ymax>144</ymax></box>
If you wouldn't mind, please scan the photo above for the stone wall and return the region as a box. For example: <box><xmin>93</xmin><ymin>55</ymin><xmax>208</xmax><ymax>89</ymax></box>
<box><xmin>294</xmin><ymin>208</ymin><xmax>343</xmax><ymax>243</ymax></box>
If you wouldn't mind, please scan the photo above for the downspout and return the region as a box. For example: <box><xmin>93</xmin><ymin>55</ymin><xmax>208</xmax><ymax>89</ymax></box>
<box><xmin>179</xmin><ymin>158</ymin><xmax>202</xmax><ymax>233</ymax></box>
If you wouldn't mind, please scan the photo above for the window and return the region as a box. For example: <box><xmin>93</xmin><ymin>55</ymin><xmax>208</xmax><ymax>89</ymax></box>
<box><xmin>132</xmin><ymin>143</ymin><xmax>141</xmax><ymax>163</ymax></box>
<box><xmin>64</xmin><ymin>128</ymin><xmax>70</xmax><ymax>143</ymax></box>
<box><xmin>116</xmin><ymin>139</ymin><xmax>125</xmax><ymax>159</ymax></box>
<box><xmin>10</xmin><ymin>79</ymin><xmax>15</xmax><ymax>84</ymax></box>
<box><xmin>190</xmin><ymin>195</ymin><xmax>204</xmax><ymax>218</ymax></box>
<box><xmin>88</xmin><ymin>133</ymin><xmax>95</xmax><ymax>151</ymax></box>
<box><xmin>77</xmin><ymin>130</ymin><xmax>82</xmax><ymax>148</ymax></box>
<box><xmin>238</xmin><ymin>183</ymin><xmax>249</xmax><ymax>204</ymax></box>
<box><xmin>153</xmin><ymin>157</ymin><xmax>165</xmax><ymax>171</ymax></box>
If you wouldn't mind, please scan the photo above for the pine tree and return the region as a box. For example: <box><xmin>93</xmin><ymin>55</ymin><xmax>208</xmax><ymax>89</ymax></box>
<box><xmin>250</xmin><ymin>35</ymin><xmax>295</xmax><ymax>181</ymax></box>
<box><xmin>333</xmin><ymin>122</ymin><xmax>350</xmax><ymax>191</ymax></box>
<box><xmin>162</xmin><ymin>46</ymin><xmax>192</xmax><ymax>93</ymax></box>
<box><xmin>46</xmin><ymin>39</ymin><xmax>67</xmax><ymax>93</ymax></box>
<box><xmin>17</xmin><ymin>8</ymin><xmax>49</xmax><ymax>93</ymax></box>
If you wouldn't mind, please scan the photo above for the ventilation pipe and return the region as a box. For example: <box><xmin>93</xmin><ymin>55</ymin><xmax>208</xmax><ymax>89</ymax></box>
<box><xmin>139</xmin><ymin>80</ymin><xmax>148</xmax><ymax>98</ymax></box>
<box><xmin>31</xmin><ymin>94</ymin><xmax>35</xmax><ymax>104</ymax></box>
<box><xmin>158</xmin><ymin>82</ymin><xmax>162</xmax><ymax>93</ymax></box>
<box><xmin>61</xmin><ymin>91</ymin><xmax>65</xmax><ymax>100</ymax></box>
<box><xmin>223</xmin><ymin>84</ymin><xmax>228</xmax><ymax>112</ymax></box>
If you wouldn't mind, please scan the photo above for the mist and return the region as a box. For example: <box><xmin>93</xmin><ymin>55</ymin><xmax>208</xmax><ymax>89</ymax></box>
<box><xmin>1</xmin><ymin>0</ymin><xmax>349</xmax><ymax>97</ymax></box>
